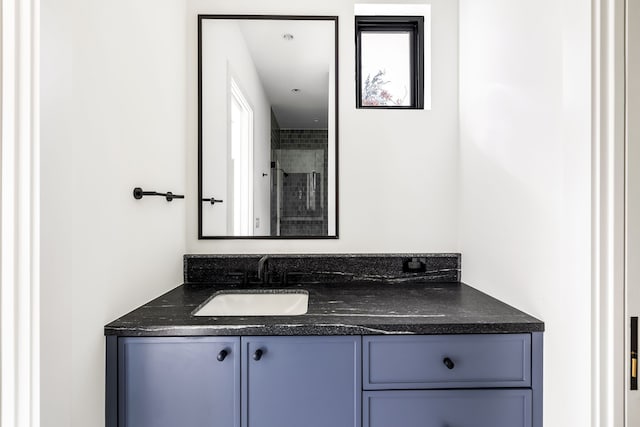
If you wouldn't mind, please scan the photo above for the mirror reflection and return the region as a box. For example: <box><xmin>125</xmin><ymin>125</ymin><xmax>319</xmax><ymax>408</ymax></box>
<box><xmin>198</xmin><ymin>15</ymin><xmax>338</xmax><ymax>239</ymax></box>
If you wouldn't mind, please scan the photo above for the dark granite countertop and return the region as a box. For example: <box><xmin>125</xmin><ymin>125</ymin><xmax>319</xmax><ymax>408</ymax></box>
<box><xmin>104</xmin><ymin>281</ymin><xmax>544</xmax><ymax>336</ymax></box>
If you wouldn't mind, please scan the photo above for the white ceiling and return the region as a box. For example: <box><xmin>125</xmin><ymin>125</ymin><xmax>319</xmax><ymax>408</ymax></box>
<box><xmin>238</xmin><ymin>19</ymin><xmax>334</xmax><ymax>129</ymax></box>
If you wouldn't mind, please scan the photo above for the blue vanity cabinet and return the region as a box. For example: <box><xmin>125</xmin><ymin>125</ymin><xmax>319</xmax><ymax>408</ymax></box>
<box><xmin>107</xmin><ymin>333</ymin><xmax>541</xmax><ymax>427</ymax></box>
<box><xmin>241</xmin><ymin>336</ymin><xmax>361</xmax><ymax>427</ymax></box>
<box><xmin>113</xmin><ymin>337</ymin><xmax>240</xmax><ymax>427</ymax></box>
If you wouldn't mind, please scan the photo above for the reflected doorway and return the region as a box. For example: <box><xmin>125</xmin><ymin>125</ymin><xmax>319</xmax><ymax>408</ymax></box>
<box><xmin>229</xmin><ymin>79</ymin><xmax>253</xmax><ymax>236</ymax></box>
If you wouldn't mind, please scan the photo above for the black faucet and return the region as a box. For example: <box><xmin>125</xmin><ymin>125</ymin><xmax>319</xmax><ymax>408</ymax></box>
<box><xmin>257</xmin><ymin>255</ymin><xmax>270</xmax><ymax>284</ymax></box>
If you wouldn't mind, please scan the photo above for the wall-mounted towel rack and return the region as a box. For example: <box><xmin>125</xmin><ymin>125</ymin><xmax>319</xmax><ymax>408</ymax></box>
<box><xmin>133</xmin><ymin>187</ymin><xmax>184</xmax><ymax>202</ymax></box>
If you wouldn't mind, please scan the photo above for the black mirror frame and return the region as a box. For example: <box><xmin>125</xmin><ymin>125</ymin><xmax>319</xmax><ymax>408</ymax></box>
<box><xmin>355</xmin><ymin>15</ymin><xmax>424</xmax><ymax>109</ymax></box>
<box><xmin>197</xmin><ymin>15</ymin><xmax>340</xmax><ymax>240</ymax></box>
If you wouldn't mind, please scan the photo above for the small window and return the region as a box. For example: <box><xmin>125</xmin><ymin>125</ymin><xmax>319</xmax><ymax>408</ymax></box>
<box><xmin>355</xmin><ymin>16</ymin><xmax>424</xmax><ymax>109</ymax></box>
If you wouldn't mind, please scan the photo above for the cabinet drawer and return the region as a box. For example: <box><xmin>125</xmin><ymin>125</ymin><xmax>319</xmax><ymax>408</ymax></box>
<box><xmin>364</xmin><ymin>389</ymin><xmax>532</xmax><ymax>427</ymax></box>
<box><xmin>363</xmin><ymin>334</ymin><xmax>531</xmax><ymax>389</ymax></box>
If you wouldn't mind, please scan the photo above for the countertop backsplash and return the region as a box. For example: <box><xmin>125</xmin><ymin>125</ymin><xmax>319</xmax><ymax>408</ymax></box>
<box><xmin>184</xmin><ymin>253</ymin><xmax>461</xmax><ymax>285</ymax></box>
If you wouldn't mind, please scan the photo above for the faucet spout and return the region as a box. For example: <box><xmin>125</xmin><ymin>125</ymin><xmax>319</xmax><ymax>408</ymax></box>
<box><xmin>257</xmin><ymin>255</ymin><xmax>270</xmax><ymax>283</ymax></box>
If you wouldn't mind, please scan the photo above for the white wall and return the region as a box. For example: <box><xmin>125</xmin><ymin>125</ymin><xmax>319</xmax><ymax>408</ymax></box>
<box><xmin>187</xmin><ymin>0</ymin><xmax>460</xmax><ymax>253</ymax></box>
<box><xmin>39</xmin><ymin>0</ymin><xmax>597</xmax><ymax>425</ymax></box>
<box><xmin>458</xmin><ymin>0</ymin><xmax>591</xmax><ymax>426</ymax></box>
<box><xmin>44</xmin><ymin>0</ymin><xmax>601</xmax><ymax>426</ymax></box>
<box><xmin>41</xmin><ymin>0</ymin><xmax>73</xmax><ymax>423</ymax></box>
<box><xmin>40</xmin><ymin>1</ymin><xmax>188</xmax><ymax>426</ymax></box>
<box><xmin>201</xmin><ymin>20</ymin><xmax>271</xmax><ymax>236</ymax></box>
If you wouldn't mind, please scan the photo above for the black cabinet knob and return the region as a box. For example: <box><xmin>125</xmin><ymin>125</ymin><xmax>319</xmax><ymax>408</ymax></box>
<box><xmin>253</xmin><ymin>349</ymin><xmax>263</xmax><ymax>361</ymax></box>
<box><xmin>443</xmin><ymin>357</ymin><xmax>455</xmax><ymax>370</ymax></box>
<box><xmin>217</xmin><ymin>349</ymin><xmax>228</xmax><ymax>362</ymax></box>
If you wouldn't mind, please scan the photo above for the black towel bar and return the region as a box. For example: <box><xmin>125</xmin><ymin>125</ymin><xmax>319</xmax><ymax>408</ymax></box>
<box><xmin>133</xmin><ymin>187</ymin><xmax>184</xmax><ymax>202</ymax></box>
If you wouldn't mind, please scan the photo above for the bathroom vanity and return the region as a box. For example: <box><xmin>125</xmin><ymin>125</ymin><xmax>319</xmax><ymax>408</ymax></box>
<box><xmin>105</xmin><ymin>254</ymin><xmax>543</xmax><ymax>427</ymax></box>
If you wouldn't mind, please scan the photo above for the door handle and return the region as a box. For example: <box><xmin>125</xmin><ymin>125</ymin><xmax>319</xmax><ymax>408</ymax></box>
<box><xmin>632</xmin><ymin>317</ymin><xmax>638</xmax><ymax>390</ymax></box>
<box><xmin>202</xmin><ymin>197</ymin><xmax>223</xmax><ymax>205</ymax></box>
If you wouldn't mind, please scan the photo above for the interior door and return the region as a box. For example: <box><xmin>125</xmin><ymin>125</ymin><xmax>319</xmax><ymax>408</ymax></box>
<box><xmin>626</xmin><ymin>0</ymin><xmax>640</xmax><ymax>424</ymax></box>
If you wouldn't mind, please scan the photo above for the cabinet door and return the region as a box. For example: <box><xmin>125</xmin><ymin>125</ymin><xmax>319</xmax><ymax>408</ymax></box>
<box><xmin>364</xmin><ymin>389</ymin><xmax>532</xmax><ymax>427</ymax></box>
<box><xmin>119</xmin><ymin>337</ymin><xmax>240</xmax><ymax>427</ymax></box>
<box><xmin>242</xmin><ymin>336</ymin><xmax>361</xmax><ymax>427</ymax></box>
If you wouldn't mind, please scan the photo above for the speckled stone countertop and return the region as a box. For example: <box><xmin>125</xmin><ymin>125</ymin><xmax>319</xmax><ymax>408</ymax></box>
<box><xmin>103</xmin><ymin>281</ymin><xmax>544</xmax><ymax>337</ymax></box>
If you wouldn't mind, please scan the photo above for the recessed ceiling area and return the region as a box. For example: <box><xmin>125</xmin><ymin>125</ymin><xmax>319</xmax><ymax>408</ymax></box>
<box><xmin>238</xmin><ymin>19</ymin><xmax>334</xmax><ymax>129</ymax></box>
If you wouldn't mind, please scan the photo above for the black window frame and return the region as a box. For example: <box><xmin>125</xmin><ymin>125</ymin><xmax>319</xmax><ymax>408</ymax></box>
<box><xmin>355</xmin><ymin>15</ymin><xmax>424</xmax><ymax>109</ymax></box>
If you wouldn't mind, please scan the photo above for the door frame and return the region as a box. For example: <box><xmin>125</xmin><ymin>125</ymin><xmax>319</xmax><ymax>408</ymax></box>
<box><xmin>623</xmin><ymin>0</ymin><xmax>640</xmax><ymax>424</ymax></box>
<box><xmin>228</xmin><ymin>77</ymin><xmax>254</xmax><ymax>237</ymax></box>
<box><xmin>592</xmin><ymin>0</ymin><xmax>626</xmax><ymax>426</ymax></box>
<box><xmin>1</xmin><ymin>0</ymin><xmax>41</xmax><ymax>425</ymax></box>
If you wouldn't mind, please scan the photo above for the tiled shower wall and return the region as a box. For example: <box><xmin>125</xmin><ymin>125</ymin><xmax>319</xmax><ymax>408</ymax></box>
<box><xmin>270</xmin><ymin>125</ymin><xmax>328</xmax><ymax>236</ymax></box>
<box><xmin>270</xmin><ymin>110</ymin><xmax>280</xmax><ymax>234</ymax></box>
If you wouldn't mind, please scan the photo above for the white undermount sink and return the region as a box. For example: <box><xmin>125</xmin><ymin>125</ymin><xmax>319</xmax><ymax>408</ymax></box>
<box><xmin>193</xmin><ymin>290</ymin><xmax>309</xmax><ymax>316</ymax></box>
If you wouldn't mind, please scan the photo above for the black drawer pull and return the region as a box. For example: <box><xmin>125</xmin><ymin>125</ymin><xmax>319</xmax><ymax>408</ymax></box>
<box><xmin>253</xmin><ymin>349</ymin><xmax>263</xmax><ymax>361</ymax></box>
<box><xmin>443</xmin><ymin>357</ymin><xmax>455</xmax><ymax>370</ymax></box>
<box><xmin>217</xmin><ymin>349</ymin><xmax>228</xmax><ymax>362</ymax></box>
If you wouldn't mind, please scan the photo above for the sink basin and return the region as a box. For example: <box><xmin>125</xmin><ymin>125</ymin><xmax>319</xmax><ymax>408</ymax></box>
<box><xmin>193</xmin><ymin>290</ymin><xmax>309</xmax><ymax>316</ymax></box>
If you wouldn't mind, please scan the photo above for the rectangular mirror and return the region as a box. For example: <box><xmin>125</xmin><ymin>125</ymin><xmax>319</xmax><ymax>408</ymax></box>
<box><xmin>198</xmin><ymin>15</ymin><xmax>338</xmax><ymax>239</ymax></box>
